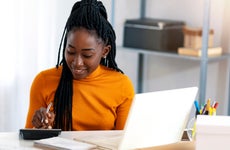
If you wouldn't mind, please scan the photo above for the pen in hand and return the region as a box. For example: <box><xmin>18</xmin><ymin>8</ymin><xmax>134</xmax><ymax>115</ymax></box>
<box><xmin>41</xmin><ymin>102</ymin><xmax>52</xmax><ymax>124</ymax></box>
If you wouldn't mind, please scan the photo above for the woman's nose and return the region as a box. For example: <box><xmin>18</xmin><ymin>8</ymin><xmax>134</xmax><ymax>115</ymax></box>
<box><xmin>72</xmin><ymin>56</ymin><xmax>83</xmax><ymax>66</ymax></box>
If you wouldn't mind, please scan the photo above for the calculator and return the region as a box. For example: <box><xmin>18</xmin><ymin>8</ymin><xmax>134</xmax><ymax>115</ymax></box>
<box><xmin>19</xmin><ymin>128</ymin><xmax>62</xmax><ymax>140</ymax></box>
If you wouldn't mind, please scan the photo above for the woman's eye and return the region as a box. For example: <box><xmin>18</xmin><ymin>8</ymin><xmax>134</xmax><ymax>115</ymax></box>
<box><xmin>67</xmin><ymin>51</ymin><xmax>75</xmax><ymax>55</ymax></box>
<box><xmin>83</xmin><ymin>55</ymin><xmax>92</xmax><ymax>58</ymax></box>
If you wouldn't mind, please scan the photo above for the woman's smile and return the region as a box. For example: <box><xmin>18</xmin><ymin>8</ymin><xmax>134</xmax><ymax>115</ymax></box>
<box><xmin>72</xmin><ymin>68</ymin><xmax>87</xmax><ymax>75</ymax></box>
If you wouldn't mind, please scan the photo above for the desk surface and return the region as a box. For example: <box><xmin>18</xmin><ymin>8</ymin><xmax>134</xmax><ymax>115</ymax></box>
<box><xmin>0</xmin><ymin>130</ymin><xmax>194</xmax><ymax>150</ymax></box>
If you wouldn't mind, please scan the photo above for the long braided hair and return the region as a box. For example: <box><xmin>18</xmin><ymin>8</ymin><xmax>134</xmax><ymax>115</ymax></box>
<box><xmin>53</xmin><ymin>0</ymin><xmax>123</xmax><ymax>130</ymax></box>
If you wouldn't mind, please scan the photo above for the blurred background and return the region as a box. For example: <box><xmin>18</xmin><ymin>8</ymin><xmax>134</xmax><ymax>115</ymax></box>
<box><xmin>0</xmin><ymin>0</ymin><xmax>229</xmax><ymax>131</ymax></box>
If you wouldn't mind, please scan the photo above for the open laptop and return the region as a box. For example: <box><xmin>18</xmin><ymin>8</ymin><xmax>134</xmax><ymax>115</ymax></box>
<box><xmin>119</xmin><ymin>86</ymin><xmax>198</xmax><ymax>149</ymax></box>
<box><xmin>74</xmin><ymin>87</ymin><xmax>198</xmax><ymax>149</ymax></box>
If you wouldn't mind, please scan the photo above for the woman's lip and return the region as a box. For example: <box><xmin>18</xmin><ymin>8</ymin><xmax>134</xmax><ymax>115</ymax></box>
<box><xmin>72</xmin><ymin>68</ymin><xmax>86</xmax><ymax>74</ymax></box>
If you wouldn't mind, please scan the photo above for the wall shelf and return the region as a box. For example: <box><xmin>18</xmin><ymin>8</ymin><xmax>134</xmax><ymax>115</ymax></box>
<box><xmin>118</xmin><ymin>46</ymin><xmax>230</xmax><ymax>100</ymax></box>
<box><xmin>119</xmin><ymin>46</ymin><xmax>230</xmax><ymax>62</ymax></box>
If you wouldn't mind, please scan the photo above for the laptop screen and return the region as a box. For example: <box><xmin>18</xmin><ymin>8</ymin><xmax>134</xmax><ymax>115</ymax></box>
<box><xmin>119</xmin><ymin>87</ymin><xmax>198</xmax><ymax>149</ymax></box>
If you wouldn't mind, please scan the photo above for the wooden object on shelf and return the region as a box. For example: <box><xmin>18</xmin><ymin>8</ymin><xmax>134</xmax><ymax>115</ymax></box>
<box><xmin>183</xmin><ymin>26</ymin><xmax>214</xmax><ymax>49</ymax></box>
<box><xmin>178</xmin><ymin>47</ymin><xmax>222</xmax><ymax>57</ymax></box>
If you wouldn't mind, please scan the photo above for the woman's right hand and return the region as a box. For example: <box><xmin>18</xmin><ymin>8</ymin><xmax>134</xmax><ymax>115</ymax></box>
<box><xmin>32</xmin><ymin>107</ymin><xmax>55</xmax><ymax>129</ymax></box>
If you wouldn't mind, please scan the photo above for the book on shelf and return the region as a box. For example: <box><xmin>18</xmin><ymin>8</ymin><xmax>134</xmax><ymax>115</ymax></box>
<box><xmin>177</xmin><ymin>47</ymin><xmax>222</xmax><ymax>57</ymax></box>
<box><xmin>34</xmin><ymin>137</ymin><xmax>97</xmax><ymax>150</ymax></box>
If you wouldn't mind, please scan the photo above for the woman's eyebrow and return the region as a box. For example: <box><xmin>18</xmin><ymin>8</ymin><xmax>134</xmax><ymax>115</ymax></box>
<box><xmin>68</xmin><ymin>44</ymin><xmax>95</xmax><ymax>51</ymax></box>
<box><xmin>68</xmin><ymin>44</ymin><xmax>75</xmax><ymax>49</ymax></box>
<box><xmin>81</xmin><ymin>48</ymin><xmax>95</xmax><ymax>51</ymax></box>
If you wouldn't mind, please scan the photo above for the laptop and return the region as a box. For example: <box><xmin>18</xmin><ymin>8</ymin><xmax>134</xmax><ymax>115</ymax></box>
<box><xmin>119</xmin><ymin>86</ymin><xmax>198</xmax><ymax>149</ymax></box>
<box><xmin>74</xmin><ymin>87</ymin><xmax>198</xmax><ymax>150</ymax></box>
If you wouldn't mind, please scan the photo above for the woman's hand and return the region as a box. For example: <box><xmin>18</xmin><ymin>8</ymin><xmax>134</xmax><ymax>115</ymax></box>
<box><xmin>32</xmin><ymin>107</ymin><xmax>55</xmax><ymax>129</ymax></box>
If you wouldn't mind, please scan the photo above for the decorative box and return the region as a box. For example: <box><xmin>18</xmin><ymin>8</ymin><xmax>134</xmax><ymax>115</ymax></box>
<box><xmin>123</xmin><ymin>18</ymin><xmax>185</xmax><ymax>53</ymax></box>
<box><xmin>183</xmin><ymin>26</ymin><xmax>214</xmax><ymax>49</ymax></box>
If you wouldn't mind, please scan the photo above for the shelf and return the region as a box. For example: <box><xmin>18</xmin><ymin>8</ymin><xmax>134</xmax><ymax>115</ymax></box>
<box><xmin>118</xmin><ymin>46</ymin><xmax>230</xmax><ymax>62</ymax></box>
<box><xmin>118</xmin><ymin>46</ymin><xmax>230</xmax><ymax>100</ymax></box>
<box><xmin>115</xmin><ymin>0</ymin><xmax>230</xmax><ymax>115</ymax></box>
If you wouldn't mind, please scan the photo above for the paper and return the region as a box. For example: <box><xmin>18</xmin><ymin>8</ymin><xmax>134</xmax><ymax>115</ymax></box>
<box><xmin>34</xmin><ymin>137</ymin><xmax>97</xmax><ymax>150</ymax></box>
<box><xmin>74</xmin><ymin>134</ymin><xmax>122</xmax><ymax>150</ymax></box>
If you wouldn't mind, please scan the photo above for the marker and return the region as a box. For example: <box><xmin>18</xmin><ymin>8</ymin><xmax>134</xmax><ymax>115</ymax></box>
<box><xmin>212</xmin><ymin>101</ymin><xmax>216</xmax><ymax>108</ymax></box>
<box><xmin>212</xmin><ymin>108</ymin><xmax>216</xmax><ymax>116</ymax></box>
<box><xmin>213</xmin><ymin>102</ymin><xmax>219</xmax><ymax>109</ymax></box>
<box><xmin>194</xmin><ymin>100</ymin><xmax>200</xmax><ymax>115</ymax></box>
<box><xmin>208</xmin><ymin>107</ymin><xmax>212</xmax><ymax>116</ymax></box>
<box><xmin>206</xmin><ymin>98</ymin><xmax>211</xmax><ymax>111</ymax></box>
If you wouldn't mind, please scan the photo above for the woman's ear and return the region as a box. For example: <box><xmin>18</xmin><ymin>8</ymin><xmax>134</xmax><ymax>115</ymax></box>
<box><xmin>102</xmin><ymin>45</ymin><xmax>111</xmax><ymax>58</ymax></box>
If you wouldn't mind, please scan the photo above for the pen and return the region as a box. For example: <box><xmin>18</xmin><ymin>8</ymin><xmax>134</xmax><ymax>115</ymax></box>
<box><xmin>41</xmin><ymin>102</ymin><xmax>52</xmax><ymax>123</ymax></box>
<box><xmin>201</xmin><ymin>104</ymin><xmax>206</xmax><ymax>115</ymax></box>
<box><xmin>194</xmin><ymin>100</ymin><xmax>200</xmax><ymax>115</ymax></box>
<box><xmin>206</xmin><ymin>98</ymin><xmax>211</xmax><ymax>111</ymax></box>
<box><xmin>204</xmin><ymin>98</ymin><xmax>211</xmax><ymax>115</ymax></box>
<box><xmin>46</xmin><ymin>102</ymin><xmax>52</xmax><ymax>114</ymax></box>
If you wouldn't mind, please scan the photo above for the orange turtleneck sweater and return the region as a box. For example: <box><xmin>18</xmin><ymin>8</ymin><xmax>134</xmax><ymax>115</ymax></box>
<box><xmin>25</xmin><ymin>65</ymin><xmax>135</xmax><ymax>130</ymax></box>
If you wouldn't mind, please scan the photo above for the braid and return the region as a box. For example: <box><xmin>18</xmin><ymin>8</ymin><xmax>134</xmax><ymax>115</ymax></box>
<box><xmin>54</xmin><ymin>0</ymin><xmax>123</xmax><ymax>130</ymax></box>
<box><xmin>53</xmin><ymin>60</ymin><xmax>73</xmax><ymax>130</ymax></box>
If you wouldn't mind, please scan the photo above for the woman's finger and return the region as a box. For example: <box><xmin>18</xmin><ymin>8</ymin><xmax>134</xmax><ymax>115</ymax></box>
<box><xmin>32</xmin><ymin>107</ymin><xmax>46</xmax><ymax>128</ymax></box>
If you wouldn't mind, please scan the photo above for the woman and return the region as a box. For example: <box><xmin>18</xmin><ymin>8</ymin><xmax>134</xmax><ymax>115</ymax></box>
<box><xmin>25</xmin><ymin>0</ymin><xmax>135</xmax><ymax>131</ymax></box>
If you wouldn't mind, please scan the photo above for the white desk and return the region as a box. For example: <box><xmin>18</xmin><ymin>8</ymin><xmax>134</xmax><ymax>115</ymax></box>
<box><xmin>0</xmin><ymin>130</ymin><xmax>194</xmax><ymax>150</ymax></box>
<box><xmin>0</xmin><ymin>130</ymin><xmax>122</xmax><ymax>149</ymax></box>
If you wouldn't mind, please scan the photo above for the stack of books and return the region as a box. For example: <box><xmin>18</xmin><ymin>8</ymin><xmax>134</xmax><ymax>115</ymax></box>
<box><xmin>178</xmin><ymin>26</ymin><xmax>222</xmax><ymax>57</ymax></box>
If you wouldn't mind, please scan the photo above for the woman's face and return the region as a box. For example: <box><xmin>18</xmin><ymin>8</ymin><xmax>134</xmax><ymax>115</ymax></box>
<box><xmin>65</xmin><ymin>28</ymin><xmax>110</xmax><ymax>80</ymax></box>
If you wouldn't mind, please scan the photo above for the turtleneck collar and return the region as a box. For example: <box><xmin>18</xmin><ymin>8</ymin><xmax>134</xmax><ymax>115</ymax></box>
<box><xmin>73</xmin><ymin>65</ymin><xmax>105</xmax><ymax>82</ymax></box>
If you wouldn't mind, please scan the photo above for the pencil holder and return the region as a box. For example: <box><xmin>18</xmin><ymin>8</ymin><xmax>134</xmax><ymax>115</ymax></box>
<box><xmin>186</xmin><ymin>112</ymin><xmax>217</xmax><ymax>141</ymax></box>
<box><xmin>187</xmin><ymin>99</ymin><xmax>219</xmax><ymax>141</ymax></box>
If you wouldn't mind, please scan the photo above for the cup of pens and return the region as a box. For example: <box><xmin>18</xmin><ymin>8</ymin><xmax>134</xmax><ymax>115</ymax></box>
<box><xmin>186</xmin><ymin>99</ymin><xmax>219</xmax><ymax>141</ymax></box>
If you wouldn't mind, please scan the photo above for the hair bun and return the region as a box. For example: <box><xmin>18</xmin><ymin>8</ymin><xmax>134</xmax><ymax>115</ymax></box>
<box><xmin>71</xmin><ymin>0</ymin><xmax>108</xmax><ymax>20</ymax></box>
<box><xmin>96</xmin><ymin>1</ymin><xmax>108</xmax><ymax>20</ymax></box>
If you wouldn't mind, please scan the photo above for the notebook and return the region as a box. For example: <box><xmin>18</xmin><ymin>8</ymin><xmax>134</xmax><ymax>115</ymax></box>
<box><xmin>74</xmin><ymin>87</ymin><xmax>198</xmax><ymax>150</ymax></box>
